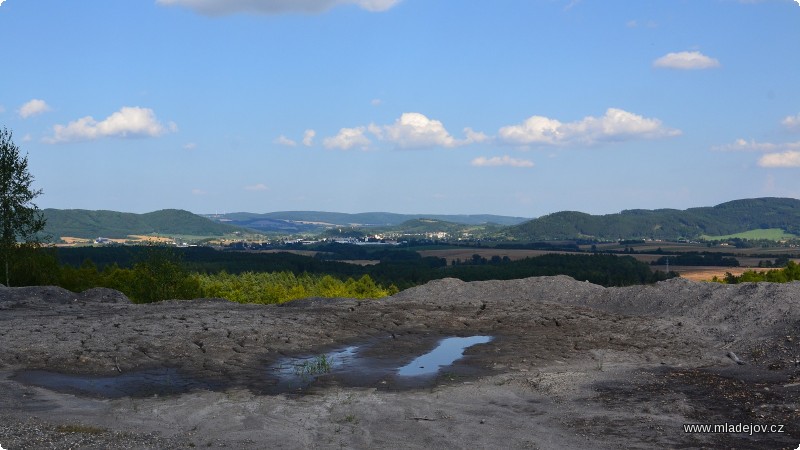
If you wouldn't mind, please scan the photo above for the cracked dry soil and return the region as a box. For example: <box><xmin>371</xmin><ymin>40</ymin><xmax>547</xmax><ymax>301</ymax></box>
<box><xmin>1</xmin><ymin>276</ymin><xmax>800</xmax><ymax>449</ymax></box>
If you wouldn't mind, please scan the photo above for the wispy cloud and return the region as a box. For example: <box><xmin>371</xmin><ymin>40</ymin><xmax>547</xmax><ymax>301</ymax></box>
<box><xmin>759</xmin><ymin>151</ymin><xmax>800</xmax><ymax>168</ymax></box>
<box><xmin>156</xmin><ymin>0</ymin><xmax>401</xmax><ymax>16</ymax></box>
<box><xmin>18</xmin><ymin>99</ymin><xmax>52</xmax><ymax>118</ymax></box>
<box><xmin>712</xmin><ymin>138</ymin><xmax>800</xmax><ymax>152</ymax></box>
<box><xmin>653</xmin><ymin>51</ymin><xmax>720</xmax><ymax>70</ymax></box>
<box><xmin>713</xmin><ymin>137</ymin><xmax>800</xmax><ymax>168</ymax></box>
<box><xmin>302</xmin><ymin>129</ymin><xmax>316</xmax><ymax>147</ymax></box>
<box><xmin>498</xmin><ymin>108</ymin><xmax>681</xmax><ymax>146</ymax></box>
<box><xmin>626</xmin><ymin>19</ymin><xmax>657</xmax><ymax>28</ymax></box>
<box><xmin>244</xmin><ymin>183</ymin><xmax>269</xmax><ymax>191</ymax></box>
<box><xmin>274</xmin><ymin>135</ymin><xmax>298</xmax><ymax>147</ymax></box>
<box><xmin>45</xmin><ymin>106</ymin><xmax>175</xmax><ymax>144</ymax></box>
<box><xmin>783</xmin><ymin>113</ymin><xmax>800</xmax><ymax>131</ymax></box>
<box><xmin>471</xmin><ymin>155</ymin><xmax>534</xmax><ymax>168</ymax></box>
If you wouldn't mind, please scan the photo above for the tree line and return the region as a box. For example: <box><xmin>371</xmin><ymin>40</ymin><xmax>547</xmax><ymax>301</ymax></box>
<box><xmin>712</xmin><ymin>261</ymin><xmax>800</xmax><ymax>284</ymax></box>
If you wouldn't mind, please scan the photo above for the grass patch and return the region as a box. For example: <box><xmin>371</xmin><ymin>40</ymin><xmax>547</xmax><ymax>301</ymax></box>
<box><xmin>702</xmin><ymin>228</ymin><xmax>797</xmax><ymax>241</ymax></box>
<box><xmin>294</xmin><ymin>354</ymin><xmax>334</xmax><ymax>377</ymax></box>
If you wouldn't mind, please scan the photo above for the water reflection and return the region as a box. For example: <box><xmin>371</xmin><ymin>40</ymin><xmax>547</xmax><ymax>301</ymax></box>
<box><xmin>397</xmin><ymin>336</ymin><xmax>493</xmax><ymax>377</ymax></box>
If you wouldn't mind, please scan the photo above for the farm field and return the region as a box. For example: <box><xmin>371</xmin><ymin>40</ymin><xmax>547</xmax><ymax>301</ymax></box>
<box><xmin>702</xmin><ymin>228</ymin><xmax>798</xmax><ymax>241</ymax></box>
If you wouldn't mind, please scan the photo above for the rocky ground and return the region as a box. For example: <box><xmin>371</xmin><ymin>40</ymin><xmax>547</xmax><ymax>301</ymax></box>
<box><xmin>1</xmin><ymin>276</ymin><xmax>799</xmax><ymax>449</ymax></box>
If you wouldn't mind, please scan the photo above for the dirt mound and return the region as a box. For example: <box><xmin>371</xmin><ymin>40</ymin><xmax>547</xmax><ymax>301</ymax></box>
<box><xmin>1</xmin><ymin>276</ymin><xmax>799</xmax><ymax>449</ymax></box>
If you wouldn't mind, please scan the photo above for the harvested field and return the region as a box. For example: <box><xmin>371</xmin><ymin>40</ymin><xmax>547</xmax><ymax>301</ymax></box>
<box><xmin>1</xmin><ymin>277</ymin><xmax>799</xmax><ymax>449</ymax></box>
<box><xmin>418</xmin><ymin>248</ymin><xmax>573</xmax><ymax>263</ymax></box>
<box><xmin>677</xmin><ymin>266</ymin><xmax>758</xmax><ymax>282</ymax></box>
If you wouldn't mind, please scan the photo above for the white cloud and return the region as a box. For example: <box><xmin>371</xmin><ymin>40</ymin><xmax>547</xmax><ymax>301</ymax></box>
<box><xmin>18</xmin><ymin>99</ymin><xmax>52</xmax><ymax>118</ymax></box>
<box><xmin>0</xmin><ymin>0</ymin><xmax>6</xmax><ymax>7</ymax></box>
<box><xmin>156</xmin><ymin>0</ymin><xmax>400</xmax><ymax>16</ymax></box>
<box><xmin>759</xmin><ymin>151</ymin><xmax>800</xmax><ymax>168</ymax></box>
<box><xmin>471</xmin><ymin>155</ymin><xmax>534</xmax><ymax>168</ymax></box>
<box><xmin>653</xmin><ymin>51</ymin><xmax>720</xmax><ymax>70</ymax></box>
<box><xmin>371</xmin><ymin>98</ymin><xmax>382</xmax><ymax>106</ymax></box>
<box><xmin>498</xmin><ymin>108</ymin><xmax>680</xmax><ymax>146</ymax></box>
<box><xmin>191</xmin><ymin>188</ymin><xmax>207</xmax><ymax>195</ymax></box>
<box><xmin>463</xmin><ymin>127</ymin><xmax>489</xmax><ymax>144</ymax></box>
<box><xmin>782</xmin><ymin>113</ymin><xmax>800</xmax><ymax>131</ymax></box>
<box><xmin>245</xmin><ymin>183</ymin><xmax>269</xmax><ymax>191</ymax></box>
<box><xmin>0</xmin><ymin>105</ymin><xmax>5</xmax><ymax>113</ymax></box>
<box><xmin>369</xmin><ymin>112</ymin><xmax>489</xmax><ymax>149</ymax></box>
<box><xmin>183</xmin><ymin>142</ymin><xmax>197</xmax><ymax>150</ymax></box>
<box><xmin>713</xmin><ymin>138</ymin><xmax>800</xmax><ymax>152</ymax></box>
<box><xmin>372</xmin><ymin>112</ymin><xmax>459</xmax><ymax>148</ymax></box>
<box><xmin>323</xmin><ymin>127</ymin><xmax>371</xmax><ymax>150</ymax></box>
<box><xmin>45</xmin><ymin>106</ymin><xmax>174</xmax><ymax>143</ymax></box>
<box><xmin>302</xmin><ymin>129</ymin><xmax>316</xmax><ymax>147</ymax></box>
<box><xmin>274</xmin><ymin>135</ymin><xmax>298</xmax><ymax>147</ymax></box>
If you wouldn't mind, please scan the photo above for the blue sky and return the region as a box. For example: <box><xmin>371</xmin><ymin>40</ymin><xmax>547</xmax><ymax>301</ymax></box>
<box><xmin>1</xmin><ymin>0</ymin><xmax>799</xmax><ymax>217</ymax></box>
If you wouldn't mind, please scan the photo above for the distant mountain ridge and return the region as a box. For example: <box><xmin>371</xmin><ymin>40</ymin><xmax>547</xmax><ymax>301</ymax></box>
<box><xmin>508</xmin><ymin>197</ymin><xmax>800</xmax><ymax>241</ymax></box>
<box><xmin>207</xmin><ymin>211</ymin><xmax>530</xmax><ymax>233</ymax></box>
<box><xmin>44</xmin><ymin>209</ymin><xmax>243</xmax><ymax>239</ymax></box>
<box><xmin>41</xmin><ymin>197</ymin><xmax>800</xmax><ymax>242</ymax></box>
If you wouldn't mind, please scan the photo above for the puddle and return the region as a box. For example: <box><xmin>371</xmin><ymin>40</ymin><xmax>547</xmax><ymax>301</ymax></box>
<box><xmin>397</xmin><ymin>336</ymin><xmax>493</xmax><ymax>377</ymax></box>
<box><xmin>13</xmin><ymin>335</ymin><xmax>495</xmax><ymax>398</ymax></box>
<box><xmin>269</xmin><ymin>335</ymin><xmax>494</xmax><ymax>392</ymax></box>
<box><xmin>269</xmin><ymin>346</ymin><xmax>359</xmax><ymax>392</ymax></box>
<box><xmin>12</xmin><ymin>368</ymin><xmax>223</xmax><ymax>399</ymax></box>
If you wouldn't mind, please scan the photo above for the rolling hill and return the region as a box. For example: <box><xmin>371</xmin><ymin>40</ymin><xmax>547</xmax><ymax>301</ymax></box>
<box><xmin>508</xmin><ymin>197</ymin><xmax>800</xmax><ymax>241</ymax></box>
<box><xmin>43</xmin><ymin>209</ymin><xmax>244</xmax><ymax>240</ymax></box>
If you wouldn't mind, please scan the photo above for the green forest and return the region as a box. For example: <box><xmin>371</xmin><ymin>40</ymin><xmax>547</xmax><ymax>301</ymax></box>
<box><xmin>7</xmin><ymin>244</ymin><xmax>675</xmax><ymax>304</ymax></box>
<box><xmin>507</xmin><ymin>197</ymin><xmax>800</xmax><ymax>241</ymax></box>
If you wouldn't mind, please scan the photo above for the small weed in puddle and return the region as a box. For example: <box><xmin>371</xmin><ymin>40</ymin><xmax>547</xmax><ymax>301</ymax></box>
<box><xmin>294</xmin><ymin>354</ymin><xmax>334</xmax><ymax>378</ymax></box>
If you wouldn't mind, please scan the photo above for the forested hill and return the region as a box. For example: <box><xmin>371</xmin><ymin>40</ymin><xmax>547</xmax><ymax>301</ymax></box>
<box><xmin>43</xmin><ymin>209</ymin><xmax>244</xmax><ymax>239</ymax></box>
<box><xmin>508</xmin><ymin>197</ymin><xmax>800</xmax><ymax>241</ymax></box>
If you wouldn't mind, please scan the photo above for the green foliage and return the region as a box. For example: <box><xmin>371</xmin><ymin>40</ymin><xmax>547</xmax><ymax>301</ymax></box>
<box><xmin>127</xmin><ymin>247</ymin><xmax>202</xmax><ymax>303</ymax></box>
<box><xmin>294</xmin><ymin>354</ymin><xmax>333</xmax><ymax>377</ymax></box>
<box><xmin>194</xmin><ymin>271</ymin><xmax>393</xmax><ymax>304</ymax></box>
<box><xmin>42</xmin><ymin>208</ymin><xmax>242</xmax><ymax>240</ymax></box>
<box><xmin>443</xmin><ymin>253</ymin><xmax>674</xmax><ymax>286</ymax></box>
<box><xmin>7</xmin><ymin>244</ymin><xmax>60</xmax><ymax>286</ymax></box>
<box><xmin>0</xmin><ymin>127</ymin><xmax>47</xmax><ymax>286</ymax></box>
<box><xmin>510</xmin><ymin>197</ymin><xmax>800</xmax><ymax>241</ymax></box>
<box><xmin>653</xmin><ymin>252</ymin><xmax>739</xmax><ymax>267</ymax></box>
<box><xmin>57</xmin><ymin>247</ymin><xmax>200</xmax><ymax>303</ymax></box>
<box><xmin>713</xmin><ymin>261</ymin><xmax>800</xmax><ymax>284</ymax></box>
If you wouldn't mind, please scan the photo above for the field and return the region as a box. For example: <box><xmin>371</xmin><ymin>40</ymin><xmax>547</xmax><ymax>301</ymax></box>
<box><xmin>701</xmin><ymin>228</ymin><xmax>798</xmax><ymax>241</ymax></box>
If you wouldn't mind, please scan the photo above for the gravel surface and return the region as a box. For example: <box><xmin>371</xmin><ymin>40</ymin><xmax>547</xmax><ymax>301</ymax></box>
<box><xmin>1</xmin><ymin>276</ymin><xmax>799</xmax><ymax>449</ymax></box>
